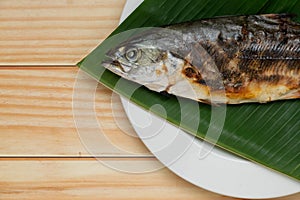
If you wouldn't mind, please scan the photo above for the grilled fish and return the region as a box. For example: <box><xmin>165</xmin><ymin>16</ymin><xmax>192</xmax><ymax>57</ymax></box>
<box><xmin>102</xmin><ymin>14</ymin><xmax>300</xmax><ymax>104</ymax></box>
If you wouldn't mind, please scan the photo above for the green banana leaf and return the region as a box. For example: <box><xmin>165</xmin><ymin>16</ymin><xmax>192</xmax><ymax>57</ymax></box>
<box><xmin>78</xmin><ymin>0</ymin><xmax>300</xmax><ymax>180</ymax></box>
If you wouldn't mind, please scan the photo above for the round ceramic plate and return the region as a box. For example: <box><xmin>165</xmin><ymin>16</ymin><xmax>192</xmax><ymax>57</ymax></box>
<box><xmin>119</xmin><ymin>0</ymin><xmax>300</xmax><ymax>198</ymax></box>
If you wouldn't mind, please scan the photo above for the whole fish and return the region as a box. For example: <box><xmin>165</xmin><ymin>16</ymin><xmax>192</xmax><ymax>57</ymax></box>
<box><xmin>102</xmin><ymin>14</ymin><xmax>300</xmax><ymax>104</ymax></box>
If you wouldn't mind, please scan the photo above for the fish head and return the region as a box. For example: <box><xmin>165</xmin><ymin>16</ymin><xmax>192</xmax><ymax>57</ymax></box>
<box><xmin>103</xmin><ymin>44</ymin><xmax>165</xmax><ymax>77</ymax></box>
<box><xmin>103</xmin><ymin>28</ymin><xmax>208</xmax><ymax>92</ymax></box>
<box><xmin>102</xmin><ymin>32</ymin><xmax>187</xmax><ymax>91</ymax></box>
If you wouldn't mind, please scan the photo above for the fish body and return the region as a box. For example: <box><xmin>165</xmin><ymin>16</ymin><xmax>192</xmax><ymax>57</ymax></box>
<box><xmin>103</xmin><ymin>14</ymin><xmax>300</xmax><ymax>104</ymax></box>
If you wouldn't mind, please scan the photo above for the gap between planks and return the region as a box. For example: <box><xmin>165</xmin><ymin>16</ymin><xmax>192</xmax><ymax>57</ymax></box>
<box><xmin>0</xmin><ymin>65</ymin><xmax>76</xmax><ymax>69</ymax></box>
<box><xmin>0</xmin><ymin>156</ymin><xmax>156</xmax><ymax>161</ymax></box>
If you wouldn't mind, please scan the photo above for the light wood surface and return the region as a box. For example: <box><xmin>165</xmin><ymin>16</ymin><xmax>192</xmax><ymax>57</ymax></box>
<box><xmin>0</xmin><ymin>159</ymin><xmax>235</xmax><ymax>200</ymax></box>
<box><xmin>0</xmin><ymin>0</ymin><xmax>299</xmax><ymax>199</ymax></box>
<box><xmin>0</xmin><ymin>67</ymin><xmax>150</xmax><ymax>156</ymax></box>
<box><xmin>0</xmin><ymin>0</ymin><xmax>124</xmax><ymax>65</ymax></box>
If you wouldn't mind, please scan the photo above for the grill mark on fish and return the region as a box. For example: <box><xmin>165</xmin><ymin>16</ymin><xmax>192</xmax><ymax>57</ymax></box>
<box><xmin>183</xmin><ymin>14</ymin><xmax>300</xmax><ymax>102</ymax></box>
<box><xmin>240</xmin><ymin>42</ymin><xmax>300</xmax><ymax>60</ymax></box>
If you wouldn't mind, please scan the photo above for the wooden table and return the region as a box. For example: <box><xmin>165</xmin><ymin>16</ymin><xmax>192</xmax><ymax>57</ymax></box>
<box><xmin>0</xmin><ymin>0</ymin><xmax>299</xmax><ymax>199</ymax></box>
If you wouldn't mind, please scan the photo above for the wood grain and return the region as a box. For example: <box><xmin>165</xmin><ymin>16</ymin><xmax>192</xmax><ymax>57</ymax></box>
<box><xmin>0</xmin><ymin>67</ymin><xmax>150</xmax><ymax>156</ymax></box>
<box><xmin>0</xmin><ymin>160</ymin><xmax>299</xmax><ymax>200</ymax></box>
<box><xmin>0</xmin><ymin>160</ymin><xmax>245</xmax><ymax>200</ymax></box>
<box><xmin>0</xmin><ymin>0</ymin><xmax>125</xmax><ymax>65</ymax></box>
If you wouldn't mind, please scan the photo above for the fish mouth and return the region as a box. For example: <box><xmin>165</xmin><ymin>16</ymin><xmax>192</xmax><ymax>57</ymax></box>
<box><xmin>102</xmin><ymin>58</ymin><xmax>126</xmax><ymax>76</ymax></box>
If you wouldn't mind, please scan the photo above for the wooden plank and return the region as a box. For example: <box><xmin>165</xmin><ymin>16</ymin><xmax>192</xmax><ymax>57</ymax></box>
<box><xmin>0</xmin><ymin>0</ymin><xmax>125</xmax><ymax>65</ymax></box>
<box><xmin>0</xmin><ymin>159</ymin><xmax>244</xmax><ymax>200</ymax></box>
<box><xmin>1</xmin><ymin>159</ymin><xmax>299</xmax><ymax>200</ymax></box>
<box><xmin>0</xmin><ymin>67</ymin><xmax>151</xmax><ymax>156</ymax></box>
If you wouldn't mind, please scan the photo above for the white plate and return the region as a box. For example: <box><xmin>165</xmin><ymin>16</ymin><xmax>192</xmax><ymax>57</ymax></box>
<box><xmin>119</xmin><ymin>0</ymin><xmax>300</xmax><ymax>198</ymax></box>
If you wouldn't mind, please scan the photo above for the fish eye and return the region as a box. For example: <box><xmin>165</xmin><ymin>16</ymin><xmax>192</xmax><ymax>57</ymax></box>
<box><xmin>125</xmin><ymin>48</ymin><xmax>139</xmax><ymax>62</ymax></box>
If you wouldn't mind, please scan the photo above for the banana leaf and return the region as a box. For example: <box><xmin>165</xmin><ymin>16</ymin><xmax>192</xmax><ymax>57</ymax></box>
<box><xmin>78</xmin><ymin>0</ymin><xmax>300</xmax><ymax>180</ymax></box>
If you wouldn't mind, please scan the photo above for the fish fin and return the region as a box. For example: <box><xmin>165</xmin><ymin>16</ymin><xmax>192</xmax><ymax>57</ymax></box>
<box><xmin>197</xmin><ymin>99</ymin><xmax>212</xmax><ymax>105</ymax></box>
<box><xmin>279</xmin><ymin>89</ymin><xmax>300</xmax><ymax>100</ymax></box>
<box><xmin>261</xmin><ymin>13</ymin><xmax>296</xmax><ymax>21</ymax></box>
<box><xmin>145</xmin><ymin>83</ymin><xmax>166</xmax><ymax>92</ymax></box>
<box><xmin>185</xmin><ymin>52</ymin><xmax>193</xmax><ymax>63</ymax></box>
<box><xmin>186</xmin><ymin>42</ymin><xmax>222</xmax><ymax>74</ymax></box>
<box><xmin>246</xmin><ymin>13</ymin><xmax>300</xmax><ymax>32</ymax></box>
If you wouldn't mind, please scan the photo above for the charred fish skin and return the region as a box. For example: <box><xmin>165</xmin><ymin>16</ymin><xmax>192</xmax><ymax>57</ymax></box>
<box><xmin>166</xmin><ymin>14</ymin><xmax>300</xmax><ymax>103</ymax></box>
<box><xmin>103</xmin><ymin>14</ymin><xmax>300</xmax><ymax>104</ymax></box>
